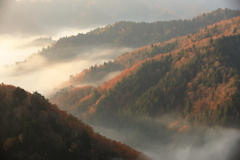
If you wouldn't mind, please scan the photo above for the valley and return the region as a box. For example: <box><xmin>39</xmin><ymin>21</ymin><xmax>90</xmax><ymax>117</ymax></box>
<box><xmin>1</xmin><ymin>1</ymin><xmax>240</xmax><ymax>159</ymax></box>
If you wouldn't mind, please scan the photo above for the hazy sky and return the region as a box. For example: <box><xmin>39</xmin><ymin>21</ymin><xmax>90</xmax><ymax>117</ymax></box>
<box><xmin>0</xmin><ymin>31</ymin><xmax>132</xmax><ymax>96</ymax></box>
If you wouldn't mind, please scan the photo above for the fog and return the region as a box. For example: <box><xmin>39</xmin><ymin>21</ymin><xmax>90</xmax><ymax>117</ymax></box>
<box><xmin>0</xmin><ymin>26</ymin><xmax>98</xmax><ymax>66</ymax></box>
<box><xmin>0</xmin><ymin>32</ymin><xmax>132</xmax><ymax>95</ymax></box>
<box><xmin>72</xmin><ymin>71</ymin><xmax>123</xmax><ymax>89</ymax></box>
<box><xmin>0</xmin><ymin>35</ymin><xmax>48</xmax><ymax>66</ymax></box>
<box><xmin>0</xmin><ymin>55</ymin><xmax>106</xmax><ymax>95</ymax></box>
<box><xmin>92</xmin><ymin>121</ymin><xmax>240</xmax><ymax>160</ymax></box>
<box><xmin>143</xmin><ymin>128</ymin><xmax>240</xmax><ymax>160</ymax></box>
<box><xmin>82</xmin><ymin>108</ymin><xmax>240</xmax><ymax>160</ymax></box>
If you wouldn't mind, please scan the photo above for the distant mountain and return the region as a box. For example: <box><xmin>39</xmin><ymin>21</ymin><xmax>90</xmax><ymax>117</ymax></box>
<box><xmin>50</xmin><ymin>9</ymin><xmax>240</xmax><ymax>88</ymax></box>
<box><xmin>11</xmin><ymin>0</ymin><xmax>183</xmax><ymax>31</ymax></box>
<box><xmin>50</xmin><ymin>15</ymin><xmax>240</xmax><ymax>150</ymax></box>
<box><xmin>142</xmin><ymin>0</ymin><xmax>240</xmax><ymax>12</ymax></box>
<box><xmin>0</xmin><ymin>0</ymin><xmax>45</xmax><ymax>35</ymax></box>
<box><xmin>37</xmin><ymin>8</ymin><xmax>239</xmax><ymax>62</ymax></box>
<box><xmin>80</xmin><ymin>0</ymin><xmax>185</xmax><ymax>22</ymax></box>
<box><xmin>5</xmin><ymin>0</ymin><xmax>239</xmax><ymax>36</ymax></box>
<box><xmin>0</xmin><ymin>84</ymin><xmax>149</xmax><ymax>160</ymax></box>
<box><xmin>138</xmin><ymin>0</ymin><xmax>208</xmax><ymax>18</ymax></box>
<box><xmin>0</xmin><ymin>9</ymin><xmax>45</xmax><ymax>35</ymax></box>
<box><xmin>15</xmin><ymin>37</ymin><xmax>56</xmax><ymax>50</ymax></box>
<box><xmin>179</xmin><ymin>0</ymin><xmax>240</xmax><ymax>10</ymax></box>
<box><xmin>1</xmin><ymin>0</ymin><xmax>239</xmax><ymax>36</ymax></box>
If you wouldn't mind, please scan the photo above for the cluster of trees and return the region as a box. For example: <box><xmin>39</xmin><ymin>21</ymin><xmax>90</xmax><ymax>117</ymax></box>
<box><xmin>0</xmin><ymin>85</ymin><xmax>148</xmax><ymax>160</ymax></box>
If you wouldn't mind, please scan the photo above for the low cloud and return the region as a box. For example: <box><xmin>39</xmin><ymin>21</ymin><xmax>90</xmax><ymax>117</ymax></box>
<box><xmin>142</xmin><ymin>128</ymin><xmax>240</xmax><ymax>160</ymax></box>
<box><xmin>74</xmin><ymin>71</ymin><xmax>123</xmax><ymax>88</ymax></box>
<box><xmin>0</xmin><ymin>55</ymin><xmax>110</xmax><ymax>96</ymax></box>
<box><xmin>91</xmin><ymin>124</ymin><xmax>240</xmax><ymax>160</ymax></box>
<box><xmin>0</xmin><ymin>33</ymin><xmax>133</xmax><ymax>96</ymax></box>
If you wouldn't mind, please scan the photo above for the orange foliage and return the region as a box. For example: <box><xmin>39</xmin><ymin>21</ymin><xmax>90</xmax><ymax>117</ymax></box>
<box><xmin>177</xmin><ymin>125</ymin><xmax>189</xmax><ymax>133</ymax></box>
<box><xmin>54</xmin><ymin>16</ymin><xmax>240</xmax><ymax>91</ymax></box>
<box><xmin>3</xmin><ymin>137</ymin><xmax>18</xmax><ymax>150</ymax></box>
<box><xmin>191</xmin><ymin>78</ymin><xmax>237</xmax><ymax>116</ymax></box>
<box><xmin>50</xmin><ymin>85</ymin><xmax>93</xmax><ymax>112</ymax></box>
<box><xmin>0</xmin><ymin>84</ymin><xmax>149</xmax><ymax>160</ymax></box>
<box><xmin>100</xmin><ymin>60</ymin><xmax>146</xmax><ymax>90</ymax></box>
<box><xmin>82</xmin><ymin>107</ymin><xmax>96</xmax><ymax>119</ymax></box>
<box><xmin>75</xmin><ymin>94</ymin><xmax>93</xmax><ymax>107</ymax></box>
<box><xmin>187</xmin><ymin>82</ymin><xmax>194</xmax><ymax>92</ymax></box>
<box><xmin>168</xmin><ymin>121</ymin><xmax>179</xmax><ymax>129</ymax></box>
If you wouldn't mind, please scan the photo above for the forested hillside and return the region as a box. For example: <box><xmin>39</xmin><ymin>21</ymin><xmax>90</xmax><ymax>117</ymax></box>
<box><xmin>40</xmin><ymin>8</ymin><xmax>239</xmax><ymax>61</ymax></box>
<box><xmin>50</xmin><ymin>15</ymin><xmax>240</xmax><ymax>150</ymax></box>
<box><xmin>56</xmin><ymin>14</ymin><xmax>240</xmax><ymax>89</ymax></box>
<box><xmin>0</xmin><ymin>85</ymin><xmax>149</xmax><ymax>160</ymax></box>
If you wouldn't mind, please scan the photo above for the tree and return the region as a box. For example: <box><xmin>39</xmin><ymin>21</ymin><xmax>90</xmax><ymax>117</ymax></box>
<box><xmin>210</xmin><ymin>38</ymin><xmax>213</xmax><ymax>44</ymax></box>
<box><xmin>81</xmin><ymin>131</ymin><xmax>92</xmax><ymax>152</ymax></box>
<box><xmin>13</xmin><ymin>87</ymin><xmax>27</xmax><ymax>103</ymax></box>
<box><xmin>185</xmin><ymin>99</ymin><xmax>191</xmax><ymax>113</ymax></box>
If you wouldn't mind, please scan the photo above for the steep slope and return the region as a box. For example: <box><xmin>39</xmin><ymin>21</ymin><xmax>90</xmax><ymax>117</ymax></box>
<box><xmin>0</xmin><ymin>85</ymin><xmax>149</xmax><ymax>160</ymax></box>
<box><xmin>50</xmin><ymin>16</ymin><xmax>240</xmax><ymax>148</ymax></box>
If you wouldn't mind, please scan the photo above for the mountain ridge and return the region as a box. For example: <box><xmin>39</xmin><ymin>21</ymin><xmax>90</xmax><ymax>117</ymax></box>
<box><xmin>0</xmin><ymin>84</ymin><xmax>150</xmax><ymax>160</ymax></box>
<box><xmin>39</xmin><ymin>8</ymin><xmax>239</xmax><ymax>62</ymax></box>
<box><xmin>56</xmin><ymin>14</ymin><xmax>240</xmax><ymax>90</ymax></box>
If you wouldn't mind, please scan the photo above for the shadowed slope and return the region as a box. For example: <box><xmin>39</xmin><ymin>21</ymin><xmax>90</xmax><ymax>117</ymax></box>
<box><xmin>0</xmin><ymin>85</ymin><xmax>150</xmax><ymax>160</ymax></box>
